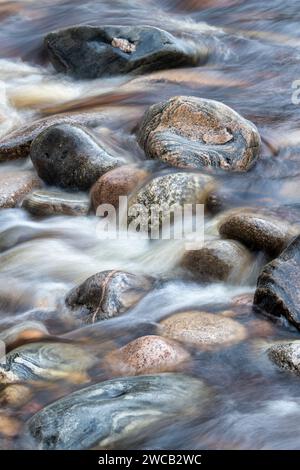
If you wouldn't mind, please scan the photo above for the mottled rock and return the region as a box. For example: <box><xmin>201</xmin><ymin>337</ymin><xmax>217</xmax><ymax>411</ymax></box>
<box><xmin>0</xmin><ymin>321</ymin><xmax>49</xmax><ymax>351</ymax></box>
<box><xmin>0</xmin><ymin>170</ymin><xmax>41</xmax><ymax>208</ymax></box>
<box><xmin>22</xmin><ymin>189</ymin><xmax>89</xmax><ymax>217</ymax></box>
<box><xmin>268</xmin><ymin>342</ymin><xmax>300</xmax><ymax>374</ymax></box>
<box><xmin>0</xmin><ymin>342</ymin><xmax>96</xmax><ymax>384</ymax></box>
<box><xmin>138</xmin><ymin>96</ymin><xmax>261</xmax><ymax>172</ymax></box>
<box><xmin>91</xmin><ymin>164</ymin><xmax>150</xmax><ymax>211</ymax></box>
<box><xmin>159</xmin><ymin>311</ymin><xmax>247</xmax><ymax>349</ymax></box>
<box><xmin>0</xmin><ymin>384</ymin><xmax>32</xmax><ymax>408</ymax></box>
<box><xmin>26</xmin><ymin>373</ymin><xmax>209</xmax><ymax>449</ymax></box>
<box><xmin>106</xmin><ymin>335</ymin><xmax>190</xmax><ymax>376</ymax></box>
<box><xmin>45</xmin><ymin>25</ymin><xmax>205</xmax><ymax>79</ymax></box>
<box><xmin>253</xmin><ymin>235</ymin><xmax>300</xmax><ymax>331</ymax></box>
<box><xmin>65</xmin><ymin>270</ymin><xmax>155</xmax><ymax>323</ymax></box>
<box><xmin>30</xmin><ymin>123</ymin><xmax>124</xmax><ymax>190</ymax></box>
<box><xmin>0</xmin><ymin>112</ymin><xmax>105</xmax><ymax>162</ymax></box>
<box><xmin>219</xmin><ymin>211</ymin><xmax>298</xmax><ymax>256</ymax></box>
<box><xmin>181</xmin><ymin>239</ymin><xmax>253</xmax><ymax>283</ymax></box>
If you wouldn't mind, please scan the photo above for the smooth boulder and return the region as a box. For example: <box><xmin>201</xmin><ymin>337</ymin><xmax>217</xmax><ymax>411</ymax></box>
<box><xmin>65</xmin><ymin>270</ymin><xmax>155</xmax><ymax>323</ymax></box>
<box><xmin>26</xmin><ymin>373</ymin><xmax>209</xmax><ymax>449</ymax></box>
<box><xmin>30</xmin><ymin>124</ymin><xmax>124</xmax><ymax>190</ymax></box>
<box><xmin>22</xmin><ymin>189</ymin><xmax>90</xmax><ymax>217</ymax></box>
<box><xmin>0</xmin><ymin>170</ymin><xmax>41</xmax><ymax>208</ymax></box>
<box><xmin>44</xmin><ymin>25</ymin><xmax>205</xmax><ymax>79</ymax></box>
<box><xmin>138</xmin><ymin>96</ymin><xmax>261</xmax><ymax>172</ymax></box>
<box><xmin>268</xmin><ymin>342</ymin><xmax>300</xmax><ymax>374</ymax></box>
<box><xmin>253</xmin><ymin>235</ymin><xmax>300</xmax><ymax>331</ymax></box>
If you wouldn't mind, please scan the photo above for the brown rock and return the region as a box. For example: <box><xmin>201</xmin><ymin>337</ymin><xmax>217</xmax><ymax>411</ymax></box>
<box><xmin>159</xmin><ymin>311</ymin><xmax>247</xmax><ymax>349</ymax></box>
<box><xmin>0</xmin><ymin>321</ymin><xmax>49</xmax><ymax>351</ymax></box>
<box><xmin>106</xmin><ymin>335</ymin><xmax>190</xmax><ymax>376</ymax></box>
<box><xmin>0</xmin><ymin>170</ymin><xmax>41</xmax><ymax>208</ymax></box>
<box><xmin>0</xmin><ymin>413</ymin><xmax>20</xmax><ymax>437</ymax></box>
<box><xmin>0</xmin><ymin>384</ymin><xmax>32</xmax><ymax>408</ymax></box>
<box><xmin>181</xmin><ymin>239</ymin><xmax>253</xmax><ymax>283</ymax></box>
<box><xmin>90</xmin><ymin>164</ymin><xmax>150</xmax><ymax>211</ymax></box>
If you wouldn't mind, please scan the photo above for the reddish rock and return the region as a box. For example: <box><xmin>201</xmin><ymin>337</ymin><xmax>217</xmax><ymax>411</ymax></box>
<box><xmin>0</xmin><ymin>170</ymin><xmax>41</xmax><ymax>208</ymax></box>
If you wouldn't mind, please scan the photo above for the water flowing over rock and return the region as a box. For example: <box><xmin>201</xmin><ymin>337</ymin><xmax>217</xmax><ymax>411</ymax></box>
<box><xmin>105</xmin><ymin>335</ymin><xmax>190</xmax><ymax>376</ymax></box>
<box><xmin>26</xmin><ymin>373</ymin><xmax>209</xmax><ymax>449</ymax></box>
<box><xmin>159</xmin><ymin>311</ymin><xmax>247</xmax><ymax>349</ymax></box>
<box><xmin>30</xmin><ymin>124</ymin><xmax>125</xmax><ymax>190</ymax></box>
<box><xmin>219</xmin><ymin>210</ymin><xmax>298</xmax><ymax>256</ymax></box>
<box><xmin>44</xmin><ymin>25</ymin><xmax>206</xmax><ymax>79</ymax></box>
<box><xmin>254</xmin><ymin>235</ymin><xmax>300</xmax><ymax>331</ymax></box>
<box><xmin>65</xmin><ymin>270</ymin><xmax>155</xmax><ymax>323</ymax></box>
<box><xmin>138</xmin><ymin>96</ymin><xmax>261</xmax><ymax>172</ymax></box>
<box><xmin>181</xmin><ymin>239</ymin><xmax>253</xmax><ymax>283</ymax></box>
<box><xmin>22</xmin><ymin>189</ymin><xmax>90</xmax><ymax>217</ymax></box>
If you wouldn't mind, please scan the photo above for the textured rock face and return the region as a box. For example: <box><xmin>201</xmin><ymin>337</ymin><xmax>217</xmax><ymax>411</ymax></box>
<box><xmin>219</xmin><ymin>211</ymin><xmax>298</xmax><ymax>256</ymax></box>
<box><xmin>65</xmin><ymin>270</ymin><xmax>155</xmax><ymax>323</ymax></box>
<box><xmin>30</xmin><ymin>124</ymin><xmax>124</xmax><ymax>190</ymax></box>
<box><xmin>90</xmin><ymin>164</ymin><xmax>150</xmax><ymax>211</ymax></box>
<box><xmin>22</xmin><ymin>189</ymin><xmax>90</xmax><ymax>217</ymax></box>
<box><xmin>181</xmin><ymin>239</ymin><xmax>253</xmax><ymax>283</ymax></box>
<box><xmin>26</xmin><ymin>374</ymin><xmax>209</xmax><ymax>449</ymax></box>
<box><xmin>106</xmin><ymin>335</ymin><xmax>190</xmax><ymax>376</ymax></box>
<box><xmin>268</xmin><ymin>342</ymin><xmax>300</xmax><ymax>374</ymax></box>
<box><xmin>253</xmin><ymin>235</ymin><xmax>300</xmax><ymax>330</ymax></box>
<box><xmin>138</xmin><ymin>96</ymin><xmax>261</xmax><ymax>172</ymax></box>
<box><xmin>159</xmin><ymin>311</ymin><xmax>247</xmax><ymax>349</ymax></box>
<box><xmin>0</xmin><ymin>342</ymin><xmax>96</xmax><ymax>384</ymax></box>
<box><xmin>44</xmin><ymin>26</ymin><xmax>205</xmax><ymax>79</ymax></box>
<box><xmin>0</xmin><ymin>171</ymin><xmax>41</xmax><ymax>208</ymax></box>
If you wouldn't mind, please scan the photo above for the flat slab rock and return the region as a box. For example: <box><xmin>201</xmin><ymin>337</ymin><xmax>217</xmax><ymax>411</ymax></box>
<box><xmin>138</xmin><ymin>96</ymin><xmax>261</xmax><ymax>172</ymax></box>
<box><xmin>26</xmin><ymin>373</ymin><xmax>209</xmax><ymax>449</ymax></box>
<box><xmin>0</xmin><ymin>170</ymin><xmax>41</xmax><ymax>208</ymax></box>
<box><xmin>254</xmin><ymin>235</ymin><xmax>300</xmax><ymax>331</ymax></box>
<box><xmin>44</xmin><ymin>25</ymin><xmax>205</xmax><ymax>79</ymax></box>
<box><xmin>22</xmin><ymin>189</ymin><xmax>90</xmax><ymax>217</ymax></box>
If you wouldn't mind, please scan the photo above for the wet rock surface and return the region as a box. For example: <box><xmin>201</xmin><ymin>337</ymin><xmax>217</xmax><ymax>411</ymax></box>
<box><xmin>22</xmin><ymin>189</ymin><xmax>90</xmax><ymax>217</ymax></box>
<box><xmin>105</xmin><ymin>335</ymin><xmax>190</xmax><ymax>376</ymax></box>
<box><xmin>90</xmin><ymin>164</ymin><xmax>150</xmax><ymax>211</ymax></box>
<box><xmin>65</xmin><ymin>270</ymin><xmax>155</xmax><ymax>323</ymax></box>
<box><xmin>254</xmin><ymin>235</ymin><xmax>300</xmax><ymax>331</ymax></box>
<box><xmin>45</xmin><ymin>26</ymin><xmax>205</xmax><ymax>79</ymax></box>
<box><xmin>159</xmin><ymin>311</ymin><xmax>247</xmax><ymax>349</ymax></box>
<box><xmin>181</xmin><ymin>239</ymin><xmax>253</xmax><ymax>283</ymax></box>
<box><xmin>0</xmin><ymin>321</ymin><xmax>49</xmax><ymax>351</ymax></box>
<box><xmin>138</xmin><ymin>96</ymin><xmax>261</xmax><ymax>172</ymax></box>
<box><xmin>26</xmin><ymin>373</ymin><xmax>209</xmax><ymax>449</ymax></box>
<box><xmin>219</xmin><ymin>210</ymin><xmax>298</xmax><ymax>256</ymax></box>
<box><xmin>30</xmin><ymin>123</ymin><xmax>124</xmax><ymax>190</ymax></box>
<box><xmin>268</xmin><ymin>342</ymin><xmax>300</xmax><ymax>374</ymax></box>
<box><xmin>0</xmin><ymin>170</ymin><xmax>41</xmax><ymax>208</ymax></box>
<box><xmin>0</xmin><ymin>341</ymin><xmax>96</xmax><ymax>384</ymax></box>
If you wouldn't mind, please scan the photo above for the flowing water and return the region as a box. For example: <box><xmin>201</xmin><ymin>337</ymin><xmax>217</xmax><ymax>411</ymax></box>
<box><xmin>1</xmin><ymin>0</ymin><xmax>300</xmax><ymax>450</ymax></box>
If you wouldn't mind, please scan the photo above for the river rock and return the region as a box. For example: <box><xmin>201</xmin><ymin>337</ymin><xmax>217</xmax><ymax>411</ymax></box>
<box><xmin>22</xmin><ymin>189</ymin><xmax>90</xmax><ymax>216</ymax></box>
<box><xmin>0</xmin><ymin>321</ymin><xmax>49</xmax><ymax>351</ymax></box>
<box><xmin>268</xmin><ymin>342</ymin><xmax>300</xmax><ymax>374</ymax></box>
<box><xmin>0</xmin><ymin>170</ymin><xmax>41</xmax><ymax>208</ymax></box>
<box><xmin>65</xmin><ymin>270</ymin><xmax>155</xmax><ymax>323</ymax></box>
<box><xmin>159</xmin><ymin>311</ymin><xmax>247</xmax><ymax>349</ymax></box>
<box><xmin>0</xmin><ymin>112</ymin><xmax>105</xmax><ymax>162</ymax></box>
<box><xmin>0</xmin><ymin>341</ymin><xmax>96</xmax><ymax>384</ymax></box>
<box><xmin>219</xmin><ymin>211</ymin><xmax>298</xmax><ymax>256</ymax></box>
<box><xmin>44</xmin><ymin>25</ymin><xmax>205</xmax><ymax>79</ymax></box>
<box><xmin>181</xmin><ymin>239</ymin><xmax>253</xmax><ymax>283</ymax></box>
<box><xmin>90</xmin><ymin>164</ymin><xmax>150</xmax><ymax>211</ymax></box>
<box><xmin>30</xmin><ymin>123</ymin><xmax>124</xmax><ymax>190</ymax></box>
<box><xmin>106</xmin><ymin>335</ymin><xmax>190</xmax><ymax>376</ymax></box>
<box><xmin>253</xmin><ymin>235</ymin><xmax>300</xmax><ymax>331</ymax></box>
<box><xmin>138</xmin><ymin>96</ymin><xmax>261</xmax><ymax>172</ymax></box>
<box><xmin>26</xmin><ymin>373</ymin><xmax>209</xmax><ymax>449</ymax></box>
<box><xmin>0</xmin><ymin>384</ymin><xmax>32</xmax><ymax>408</ymax></box>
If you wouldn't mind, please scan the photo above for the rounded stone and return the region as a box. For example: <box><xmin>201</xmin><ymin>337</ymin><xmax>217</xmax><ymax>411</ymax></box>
<box><xmin>90</xmin><ymin>164</ymin><xmax>150</xmax><ymax>211</ymax></box>
<box><xmin>181</xmin><ymin>239</ymin><xmax>253</xmax><ymax>283</ymax></box>
<box><xmin>268</xmin><ymin>342</ymin><xmax>300</xmax><ymax>374</ymax></box>
<box><xmin>65</xmin><ymin>270</ymin><xmax>155</xmax><ymax>323</ymax></box>
<box><xmin>106</xmin><ymin>335</ymin><xmax>190</xmax><ymax>376</ymax></box>
<box><xmin>0</xmin><ymin>384</ymin><xmax>32</xmax><ymax>408</ymax></box>
<box><xmin>138</xmin><ymin>96</ymin><xmax>261</xmax><ymax>172</ymax></box>
<box><xmin>0</xmin><ymin>321</ymin><xmax>49</xmax><ymax>351</ymax></box>
<box><xmin>30</xmin><ymin>123</ymin><xmax>124</xmax><ymax>190</ymax></box>
<box><xmin>22</xmin><ymin>189</ymin><xmax>90</xmax><ymax>217</ymax></box>
<box><xmin>26</xmin><ymin>373</ymin><xmax>210</xmax><ymax>449</ymax></box>
<box><xmin>159</xmin><ymin>311</ymin><xmax>247</xmax><ymax>349</ymax></box>
<box><xmin>0</xmin><ymin>170</ymin><xmax>41</xmax><ymax>208</ymax></box>
<box><xmin>219</xmin><ymin>211</ymin><xmax>298</xmax><ymax>256</ymax></box>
